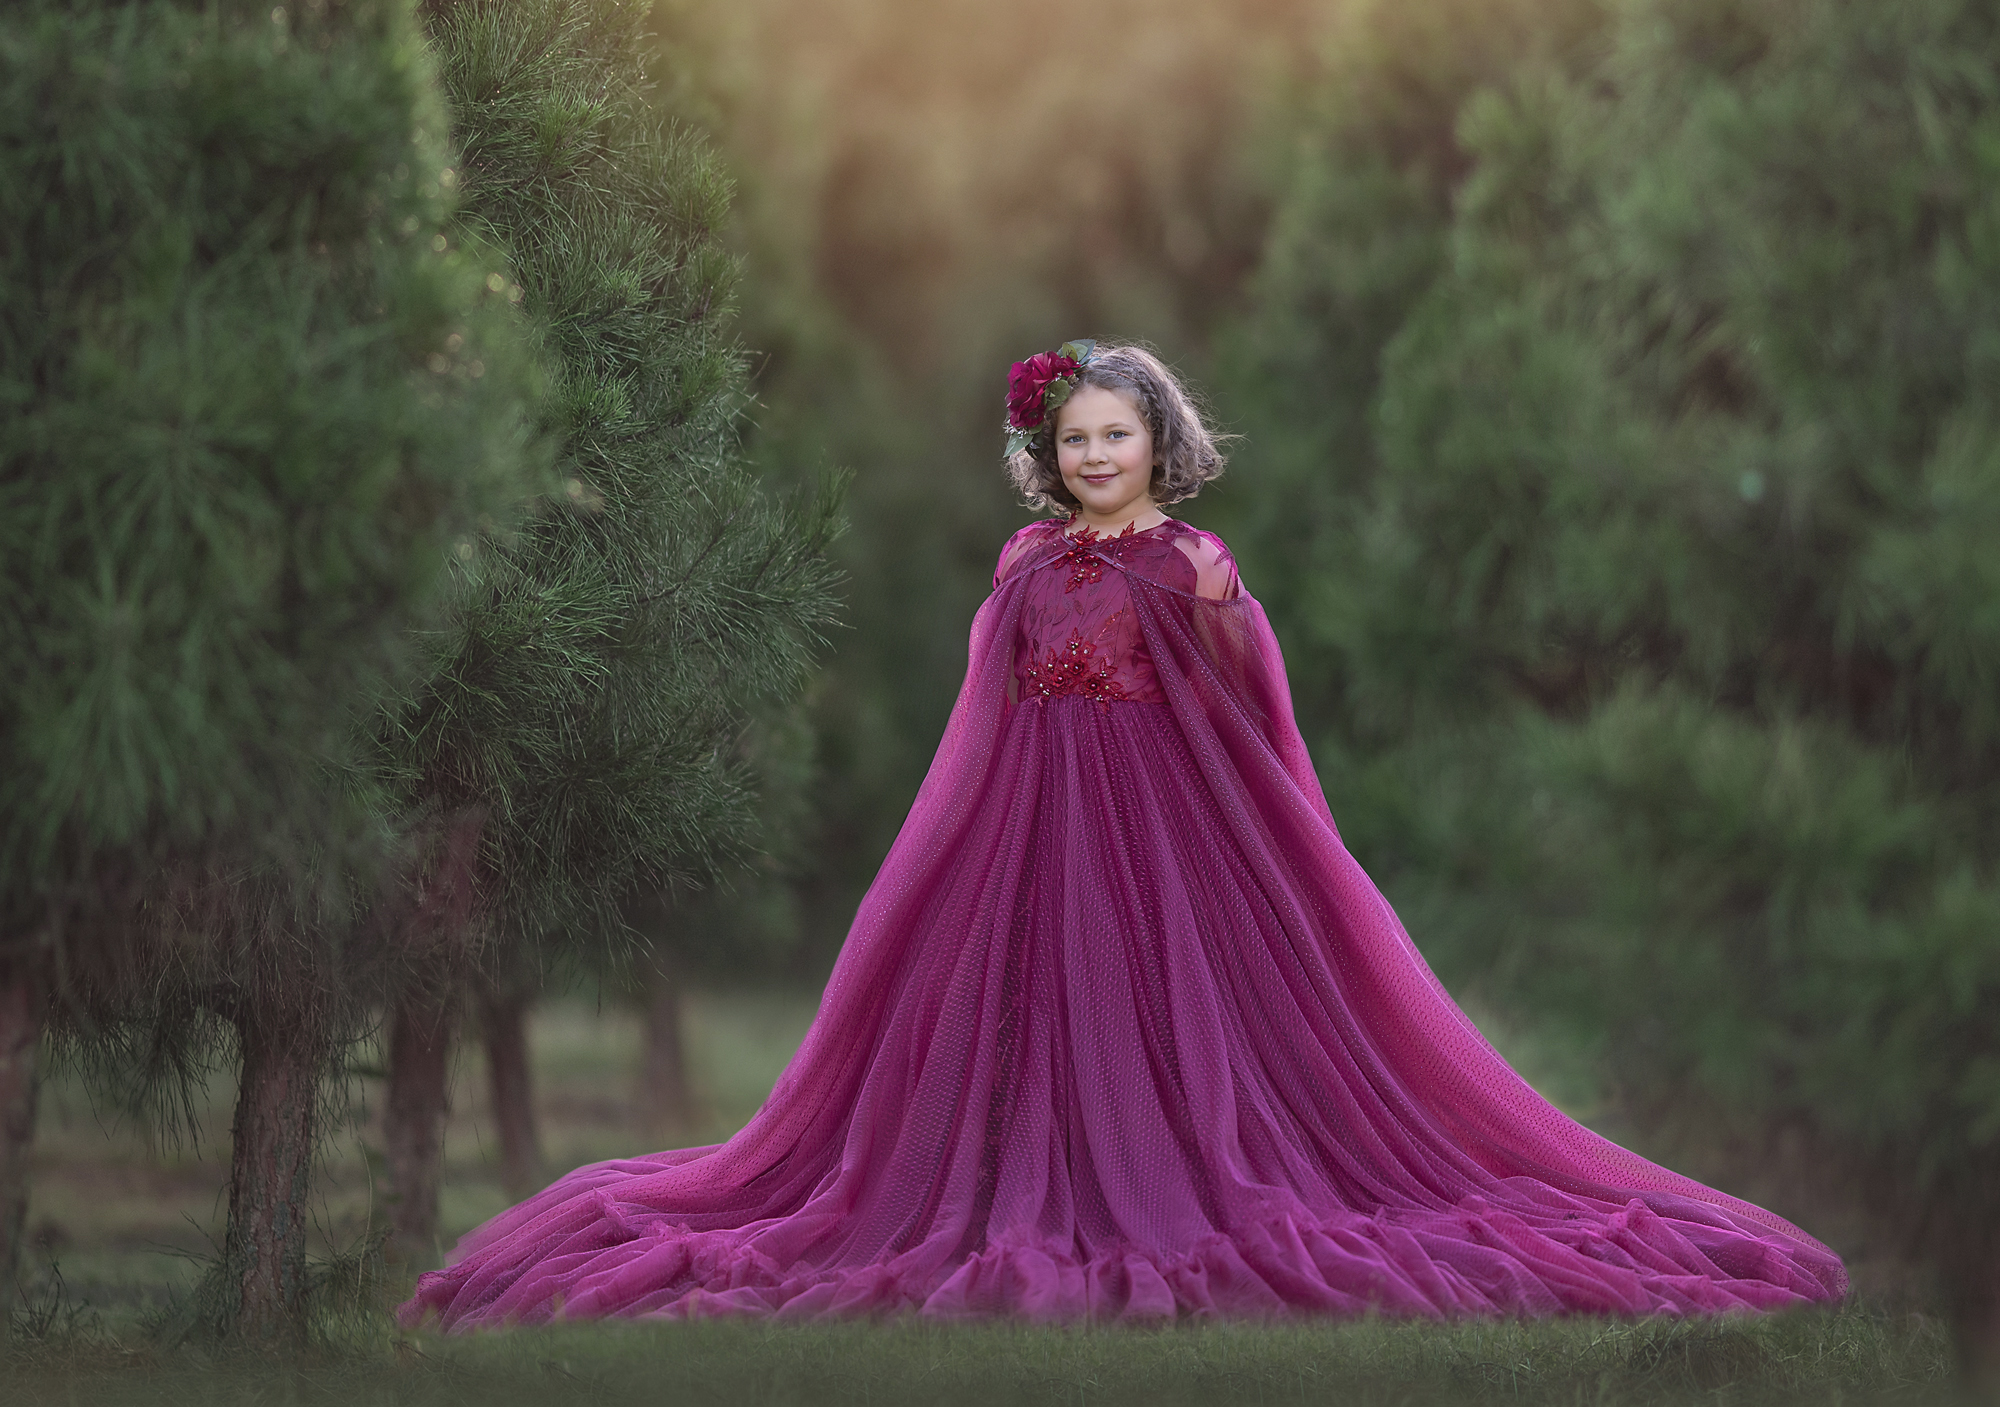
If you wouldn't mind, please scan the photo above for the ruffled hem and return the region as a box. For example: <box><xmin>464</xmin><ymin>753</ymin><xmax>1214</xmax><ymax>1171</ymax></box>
<box><xmin>401</xmin><ymin>1193</ymin><xmax>1828</xmax><ymax>1332</ymax></box>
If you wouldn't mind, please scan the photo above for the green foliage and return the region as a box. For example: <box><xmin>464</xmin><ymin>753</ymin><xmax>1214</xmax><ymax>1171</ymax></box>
<box><xmin>386</xmin><ymin>0</ymin><xmax>844</xmax><ymax>947</ymax></box>
<box><xmin>148</xmin><ymin>1228</ymin><xmax>390</xmax><ymax>1353</ymax></box>
<box><xmin>639</xmin><ymin>700</ymin><xmax>824</xmax><ymax>981</ymax></box>
<box><xmin>0</xmin><ymin>0</ymin><xmax>543</xmax><ymax>968</ymax></box>
<box><xmin>0</xmin><ymin>0</ymin><xmax>551</xmax><ymax>1340</ymax></box>
<box><xmin>1210</xmin><ymin>0</ymin><xmax>1606</xmax><ymax>760</ymax></box>
<box><xmin>1227</xmin><ymin>0</ymin><xmax>2000</xmax><ymax>1325</ymax></box>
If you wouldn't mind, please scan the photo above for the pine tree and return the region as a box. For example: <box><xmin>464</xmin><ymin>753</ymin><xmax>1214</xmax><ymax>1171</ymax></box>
<box><xmin>1209</xmin><ymin>0</ymin><xmax>1604</xmax><ymax>760</ymax></box>
<box><xmin>626</xmin><ymin>700</ymin><xmax>822</xmax><ymax>1141</ymax></box>
<box><xmin>375</xmin><ymin>0</ymin><xmax>842</xmax><ymax>1262</ymax></box>
<box><xmin>1232</xmin><ymin>0</ymin><xmax>2000</xmax><ymax>1381</ymax></box>
<box><xmin>0</xmin><ymin>0</ymin><xmax>544</xmax><ymax>1338</ymax></box>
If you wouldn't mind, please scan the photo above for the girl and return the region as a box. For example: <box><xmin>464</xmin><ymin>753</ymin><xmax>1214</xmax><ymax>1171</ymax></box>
<box><xmin>402</xmin><ymin>342</ymin><xmax>1844</xmax><ymax>1328</ymax></box>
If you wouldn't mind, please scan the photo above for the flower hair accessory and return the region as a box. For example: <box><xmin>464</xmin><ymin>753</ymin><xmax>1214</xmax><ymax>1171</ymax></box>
<box><xmin>1003</xmin><ymin>339</ymin><xmax>1096</xmax><ymax>458</ymax></box>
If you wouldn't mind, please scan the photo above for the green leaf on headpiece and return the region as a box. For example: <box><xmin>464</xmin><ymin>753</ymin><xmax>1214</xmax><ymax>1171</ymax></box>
<box><xmin>1044</xmin><ymin>379</ymin><xmax>1079</xmax><ymax>419</ymax></box>
<box><xmin>1058</xmin><ymin>339</ymin><xmax>1096</xmax><ymax>364</ymax></box>
<box><xmin>1004</xmin><ymin>428</ymin><xmax>1034</xmax><ymax>458</ymax></box>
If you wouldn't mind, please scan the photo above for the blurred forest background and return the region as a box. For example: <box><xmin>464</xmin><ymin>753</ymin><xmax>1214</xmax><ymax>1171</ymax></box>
<box><xmin>5</xmin><ymin>0</ymin><xmax>2000</xmax><ymax>1387</ymax></box>
<box><xmin>661</xmin><ymin>0</ymin><xmax>2000</xmax><ymax>1370</ymax></box>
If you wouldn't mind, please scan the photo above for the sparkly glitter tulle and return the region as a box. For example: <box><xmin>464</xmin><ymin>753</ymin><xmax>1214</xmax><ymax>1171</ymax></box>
<box><xmin>400</xmin><ymin>519</ymin><xmax>1845</xmax><ymax>1330</ymax></box>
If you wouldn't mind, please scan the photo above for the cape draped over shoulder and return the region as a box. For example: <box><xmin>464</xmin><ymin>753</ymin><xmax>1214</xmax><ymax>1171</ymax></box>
<box><xmin>402</xmin><ymin>519</ymin><xmax>1845</xmax><ymax>1328</ymax></box>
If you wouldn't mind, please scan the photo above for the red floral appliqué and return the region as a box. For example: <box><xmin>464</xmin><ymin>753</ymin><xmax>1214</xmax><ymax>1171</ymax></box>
<box><xmin>1024</xmin><ymin>628</ymin><xmax>1129</xmax><ymax>703</ymax></box>
<box><xmin>1055</xmin><ymin>521</ymin><xmax>1137</xmax><ymax>594</ymax></box>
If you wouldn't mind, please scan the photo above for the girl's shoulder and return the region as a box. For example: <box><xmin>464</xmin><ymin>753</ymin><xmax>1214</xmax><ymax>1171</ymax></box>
<box><xmin>991</xmin><ymin>517</ymin><xmax>1066</xmax><ymax>589</ymax></box>
<box><xmin>1158</xmin><ymin>519</ymin><xmax>1241</xmax><ymax>601</ymax></box>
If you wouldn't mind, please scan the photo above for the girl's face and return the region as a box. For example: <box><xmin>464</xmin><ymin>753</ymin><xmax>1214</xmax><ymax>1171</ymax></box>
<box><xmin>1054</xmin><ymin>385</ymin><xmax>1156</xmax><ymax>522</ymax></box>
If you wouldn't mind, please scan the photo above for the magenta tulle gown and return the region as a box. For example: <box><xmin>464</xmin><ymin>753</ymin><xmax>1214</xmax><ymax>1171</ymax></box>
<box><xmin>401</xmin><ymin>518</ymin><xmax>1846</xmax><ymax>1329</ymax></box>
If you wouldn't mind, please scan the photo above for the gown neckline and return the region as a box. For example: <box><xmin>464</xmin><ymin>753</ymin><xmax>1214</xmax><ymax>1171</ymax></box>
<box><xmin>1057</xmin><ymin>515</ymin><xmax>1178</xmax><ymax>543</ymax></box>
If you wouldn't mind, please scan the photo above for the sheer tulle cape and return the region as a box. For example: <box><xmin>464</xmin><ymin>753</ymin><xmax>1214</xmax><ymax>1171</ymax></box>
<box><xmin>400</xmin><ymin>528</ymin><xmax>1846</xmax><ymax>1329</ymax></box>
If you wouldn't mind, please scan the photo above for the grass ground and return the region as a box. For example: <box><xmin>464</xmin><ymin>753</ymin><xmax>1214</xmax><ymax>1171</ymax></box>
<box><xmin>2</xmin><ymin>1304</ymin><xmax>1959</xmax><ymax>1405</ymax></box>
<box><xmin>3</xmin><ymin>989</ymin><xmax>1958</xmax><ymax>1405</ymax></box>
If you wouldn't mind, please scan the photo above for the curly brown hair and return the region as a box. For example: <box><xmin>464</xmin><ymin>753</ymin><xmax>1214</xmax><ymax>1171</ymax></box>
<box><xmin>1005</xmin><ymin>344</ymin><xmax>1227</xmax><ymax>513</ymax></box>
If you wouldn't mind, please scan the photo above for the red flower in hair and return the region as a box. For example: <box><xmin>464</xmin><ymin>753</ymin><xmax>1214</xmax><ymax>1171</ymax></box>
<box><xmin>1007</xmin><ymin>350</ymin><xmax>1083</xmax><ymax>430</ymax></box>
<box><xmin>1001</xmin><ymin>340</ymin><xmax>1096</xmax><ymax>457</ymax></box>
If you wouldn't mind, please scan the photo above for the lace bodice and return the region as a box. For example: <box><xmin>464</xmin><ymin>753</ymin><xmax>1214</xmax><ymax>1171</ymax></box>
<box><xmin>994</xmin><ymin>518</ymin><xmax>1241</xmax><ymax>705</ymax></box>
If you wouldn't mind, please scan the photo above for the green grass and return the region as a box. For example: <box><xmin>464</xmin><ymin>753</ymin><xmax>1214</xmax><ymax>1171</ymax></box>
<box><xmin>0</xmin><ymin>1303</ymin><xmax>1957</xmax><ymax>1406</ymax></box>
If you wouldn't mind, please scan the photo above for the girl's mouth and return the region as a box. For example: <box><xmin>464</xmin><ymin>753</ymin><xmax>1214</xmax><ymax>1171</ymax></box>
<box><xmin>1082</xmin><ymin>472</ymin><xmax>1118</xmax><ymax>485</ymax></box>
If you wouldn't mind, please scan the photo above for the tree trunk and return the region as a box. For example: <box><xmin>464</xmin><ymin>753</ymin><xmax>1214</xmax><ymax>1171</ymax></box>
<box><xmin>1949</xmin><ymin>1220</ymin><xmax>2000</xmax><ymax>1400</ymax></box>
<box><xmin>384</xmin><ymin>982</ymin><xmax>454</xmax><ymax>1268</ymax></box>
<box><xmin>477</xmin><ymin>980</ymin><xmax>541</xmax><ymax>1201</ymax></box>
<box><xmin>1935</xmin><ymin>1166</ymin><xmax>2000</xmax><ymax>1401</ymax></box>
<box><xmin>641</xmin><ymin>947</ymin><xmax>697</xmax><ymax>1136</ymax></box>
<box><xmin>1963</xmin><ymin>1302</ymin><xmax>2000</xmax><ymax>1405</ymax></box>
<box><xmin>1951</xmin><ymin>1272</ymin><xmax>2000</xmax><ymax>1403</ymax></box>
<box><xmin>383</xmin><ymin>804</ymin><xmax>484</xmax><ymax>1267</ymax></box>
<box><xmin>225</xmin><ymin>996</ymin><xmax>324</xmax><ymax>1342</ymax></box>
<box><xmin>0</xmin><ymin>972</ymin><xmax>44</xmax><ymax>1345</ymax></box>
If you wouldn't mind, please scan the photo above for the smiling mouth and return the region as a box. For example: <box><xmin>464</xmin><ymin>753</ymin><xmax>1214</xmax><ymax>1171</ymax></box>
<box><xmin>1081</xmin><ymin>472</ymin><xmax>1118</xmax><ymax>485</ymax></box>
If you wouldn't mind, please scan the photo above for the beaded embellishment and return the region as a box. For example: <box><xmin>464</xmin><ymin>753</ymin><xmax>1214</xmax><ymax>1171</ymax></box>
<box><xmin>1055</xmin><ymin>520</ymin><xmax>1138</xmax><ymax>594</ymax></box>
<box><xmin>1023</xmin><ymin>628</ymin><xmax>1130</xmax><ymax>703</ymax></box>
